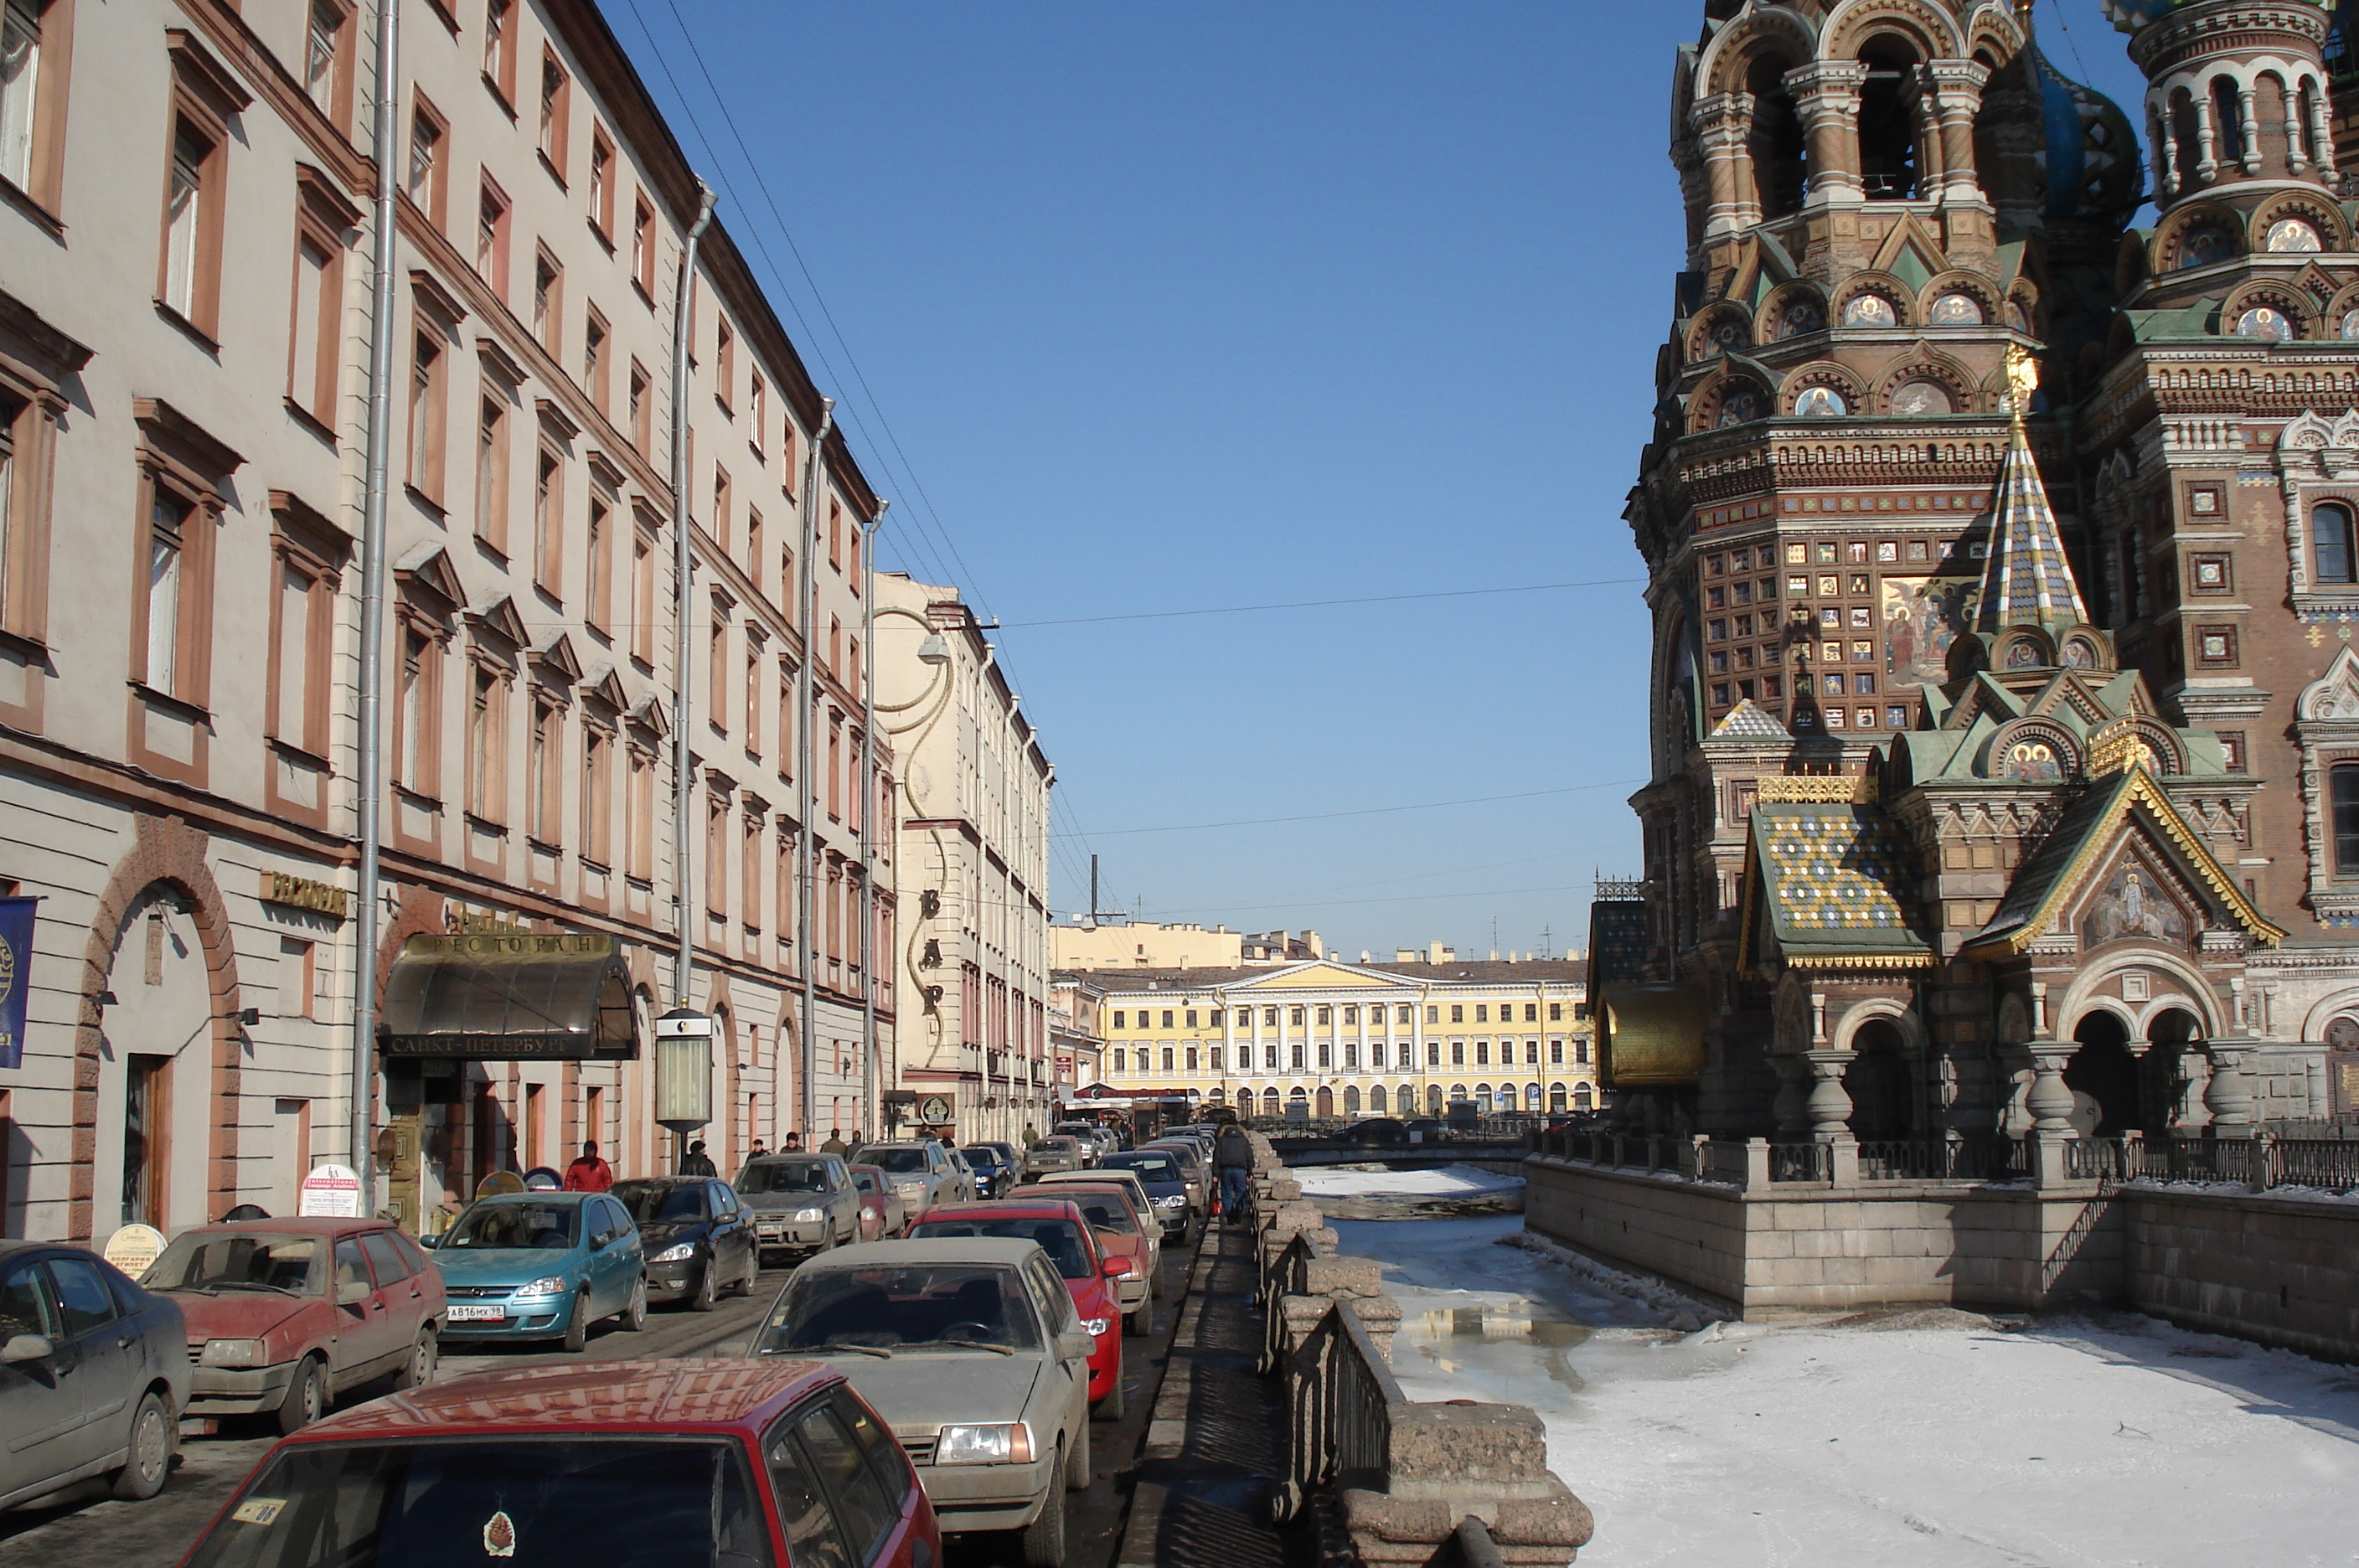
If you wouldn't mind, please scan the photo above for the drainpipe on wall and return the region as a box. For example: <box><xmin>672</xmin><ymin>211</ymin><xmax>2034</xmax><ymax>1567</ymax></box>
<box><xmin>860</xmin><ymin>498</ymin><xmax>887</xmax><ymax>1140</ymax></box>
<box><xmin>669</xmin><ymin>183</ymin><xmax>717</xmax><ymax>1040</ymax></box>
<box><xmin>349</xmin><ymin>0</ymin><xmax>403</xmax><ymax>1216</ymax></box>
<box><xmin>798</xmin><ymin>399</ymin><xmax>835</xmax><ymax>1144</ymax></box>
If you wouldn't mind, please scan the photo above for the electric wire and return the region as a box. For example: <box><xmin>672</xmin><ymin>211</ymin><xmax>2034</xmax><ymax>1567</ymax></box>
<box><xmin>1055</xmin><ymin>778</ymin><xmax>1645</xmax><ymax>838</ymax></box>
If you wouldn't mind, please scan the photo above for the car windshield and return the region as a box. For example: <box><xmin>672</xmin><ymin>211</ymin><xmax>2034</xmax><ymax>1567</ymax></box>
<box><xmin>441</xmin><ymin>1202</ymin><xmax>579</xmax><ymax>1251</ymax></box>
<box><xmin>181</xmin><ymin>1437</ymin><xmax>768</xmax><ymax>1568</ymax></box>
<box><xmin>142</xmin><ymin>1232</ymin><xmax>323</xmax><ymax>1297</ymax></box>
<box><xmin>609</xmin><ymin>1182</ymin><xmax>711</xmax><ymax>1224</ymax></box>
<box><xmin>911</xmin><ymin>1218</ymin><xmax>1091</xmax><ymax>1280</ymax></box>
<box><xmin>959</xmin><ymin>1147</ymin><xmax>1002</xmax><ymax>1168</ymax></box>
<box><xmin>865</xmin><ymin>1148</ymin><xmax>930</xmax><ymax>1174</ymax></box>
<box><xmin>736</xmin><ymin>1161</ymin><xmax>830</xmax><ymax>1195</ymax></box>
<box><xmin>763</xmin><ymin>1264</ymin><xmax>1041</xmax><ymax>1354</ymax></box>
<box><xmin>1107</xmin><ymin>1154</ymin><xmax>1180</xmax><ymax>1183</ymax></box>
<box><xmin>1016</xmin><ymin>1188</ymin><xmax>1136</xmax><ymax>1235</ymax></box>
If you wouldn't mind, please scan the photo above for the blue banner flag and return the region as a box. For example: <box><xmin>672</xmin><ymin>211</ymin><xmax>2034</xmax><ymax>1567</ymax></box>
<box><xmin>0</xmin><ymin>897</ymin><xmax>36</xmax><ymax>1070</ymax></box>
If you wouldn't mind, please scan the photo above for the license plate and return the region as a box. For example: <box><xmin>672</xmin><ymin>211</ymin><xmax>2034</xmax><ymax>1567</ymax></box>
<box><xmin>446</xmin><ymin>1303</ymin><xmax>505</xmax><ymax>1323</ymax></box>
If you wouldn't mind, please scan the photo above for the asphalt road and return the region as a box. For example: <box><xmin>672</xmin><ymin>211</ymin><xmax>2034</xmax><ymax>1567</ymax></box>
<box><xmin>0</xmin><ymin>1231</ymin><xmax>1200</xmax><ymax>1568</ymax></box>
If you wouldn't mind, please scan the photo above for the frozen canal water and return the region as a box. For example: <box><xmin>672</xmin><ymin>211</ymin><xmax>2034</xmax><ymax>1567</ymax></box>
<box><xmin>1330</xmin><ymin>1210</ymin><xmax>2359</xmax><ymax>1567</ymax></box>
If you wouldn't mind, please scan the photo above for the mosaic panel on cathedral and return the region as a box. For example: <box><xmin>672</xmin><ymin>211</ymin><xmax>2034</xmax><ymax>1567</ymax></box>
<box><xmin>1759</xmin><ymin>809</ymin><xmax>1917</xmax><ymax>931</ymax></box>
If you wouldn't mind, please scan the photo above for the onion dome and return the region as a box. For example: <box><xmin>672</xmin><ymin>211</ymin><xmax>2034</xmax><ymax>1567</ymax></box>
<box><xmin>2102</xmin><ymin>0</ymin><xmax>2327</xmax><ymax>30</ymax></box>
<box><xmin>2030</xmin><ymin>45</ymin><xmax>2143</xmax><ymax>225</ymax></box>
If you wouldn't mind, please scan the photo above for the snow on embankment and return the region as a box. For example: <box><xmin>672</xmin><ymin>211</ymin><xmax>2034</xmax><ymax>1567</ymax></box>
<box><xmin>1294</xmin><ymin>1161</ymin><xmax>1525</xmax><ymax>1220</ymax></box>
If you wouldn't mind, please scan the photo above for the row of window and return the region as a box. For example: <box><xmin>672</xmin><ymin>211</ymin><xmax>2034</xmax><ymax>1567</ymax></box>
<box><xmin>1201</xmin><ymin>1084</ymin><xmax>1596</xmax><ymax>1116</ymax></box>
<box><xmin>1107</xmin><ymin>1037</ymin><xmax>1594</xmax><ymax>1074</ymax></box>
<box><xmin>1109</xmin><ymin>1000</ymin><xmax>1581</xmax><ymax>1030</ymax></box>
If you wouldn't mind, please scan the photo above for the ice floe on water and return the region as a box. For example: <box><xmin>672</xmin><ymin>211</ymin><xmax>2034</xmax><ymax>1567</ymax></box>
<box><xmin>1329</xmin><ymin>1214</ymin><xmax>2359</xmax><ymax>1567</ymax></box>
<box><xmin>1292</xmin><ymin>1162</ymin><xmax>1524</xmax><ymax>1197</ymax></box>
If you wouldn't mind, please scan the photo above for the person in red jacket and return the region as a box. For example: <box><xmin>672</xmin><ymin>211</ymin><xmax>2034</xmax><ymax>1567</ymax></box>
<box><xmin>561</xmin><ymin>1140</ymin><xmax>614</xmax><ymax>1192</ymax></box>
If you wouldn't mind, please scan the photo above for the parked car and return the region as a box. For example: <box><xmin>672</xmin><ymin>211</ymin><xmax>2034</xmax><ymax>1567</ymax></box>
<box><xmin>848</xmin><ymin>1163</ymin><xmax>906</xmax><ymax>1239</ymax></box>
<box><xmin>859</xmin><ymin>1142</ymin><xmax>968</xmax><ymax>1213</ymax></box>
<box><xmin>944</xmin><ymin>1148</ymin><xmax>982</xmax><ymax>1203</ymax></box>
<box><xmin>144</xmin><ymin>1217</ymin><xmax>443</xmax><ymax>1433</ymax></box>
<box><xmin>175</xmin><ymin>1359</ymin><xmax>937</xmax><ymax>1568</ymax></box>
<box><xmin>1031</xmin><ymin>1168</ymin><xmax>1162</xmax><ymax>1271</ymax></box>
<box><xmin>751</xmin><ymin>1238</ymin><xmax>1096</xmax><ymax>1567</ymax></box>
<box><xmin>1403</xmin><ymin>1117</ymin><xmax>1448</xmax><ymax>1142</ymax></box>
<box><xmin>737</xmin><ymin>1154</ymin><xmax>863</xmax><ymax>1263</ymax></box>
<box><xmin>611</xmin><ymin>1177</ymin><xmax>761</xmax><ymax>1310</ymax></box>
<box><xmin>961</xmin><ymin>1143</ymin><xmax>1019</xmax><ymax>1199</ymax></box>
<box><xmin>906</xmin><ymin>1199</ymin><xmax>1128</xmax><ymax>1418</ymax></box>
<box><xmin>1007</xmin><ymin>1180</ymin><xmax>1156</xmax><ymax>1335</ymax></box>
<box><xmin>1138</xmin><ymin>1140</ymin><xmax>1210</xmax><ymax>1219</ymax></box>
<box><xmin>1024</xmin><ymin>1136</ymin><xmax>1090</xmax><ymax>1178</ymax></box>
<box><xmin>1101</xmin><ymin>1152</ymin><xmax>1197</xmax><ymax>1246</ymax></box>
<box><xmin>0</xmin><ymin>1240</ymin><xmax>188</xmax><ymax>1510</ymax></box>
<box><xmin>1339</xmin><ymin>1117</ymin><xmax>1409</xmax><ymax>1147</ymax></box>
<box><xmin>422</xmin><ymin>1191</ymin><xmax>645</xmax><ymax>1350</ymax></box>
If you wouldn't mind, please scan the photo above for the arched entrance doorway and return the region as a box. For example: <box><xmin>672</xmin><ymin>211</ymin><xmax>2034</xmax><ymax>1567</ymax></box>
<box><xmin>2145</xmin><ymin>1008</ymin><xmax>2203</xmax><ymax>1130</ymax></box>
<box><xmin>1314</xmin><ymin>1086</ymin><xmax>1334</xmax><ymax>1119</ymax></box>
<box><xmin>2067</xmin><ymin>1010</ymin><xmax>2142</xmax><ymax>1134</ymax></box>
<box><xmin>1842</xmin><ymin>1019</ymin><xmax>1913</xmax><ymax>1140</ymax></box>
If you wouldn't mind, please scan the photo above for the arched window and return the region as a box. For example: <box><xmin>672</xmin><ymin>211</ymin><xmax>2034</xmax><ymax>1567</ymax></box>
<box><xmin>1314</xmin><ymin>1086</ymin><xmax>1334</xmax><ymax>1119</ymax></box>
<box><xmin>2212</xmin><ymin>77</ymin><xmax>2247</xmax><ymax>169</ymax></box>
<box><xmin>1369</xmin><ymin>1084</ymin><xmax>1387</xmax><ymax>1114</ymax></box>
<box><xmin>2316</xmin><ymin>503</ymin><xmax>2356</xmax><ymax>583</ymax></box>
<box><xmin>1426</xmin><ymin>1084</ymin><xmax>1443</xmax><ymax>1114</ymax></box>
<box><xmin>1549</xmin><ymin>1083</ymin><xmax>1567</xmax><ymax>1113</ymax></box>
<box><xmin>1857</xmin><ymin>39</ymin><xmax>1923</xmax><ymax>199</ymax></box>
<box><xmin>1573</xmin><ymin>1086</ymin><xmax>1593</xmax><ymax>1111</ymax></box>
<box><xmin>2332</xmin><ymin>764</ymin><xmax>2359</xmax><ymax>874</ymax></box>
<box><xmin>1343</xmin><ymin>1086</ymin><xmax>1360</xmax><ymax>1116</ymax></box>
<box><xmin>1262</xmin><ymin>1087</ymin><xmax>1281</xmax><ymax>1118</ymax></box>
<box><xmin>1746</xmin><ymin>52</ymin><xmax>1807</xmax><ymax>218</ymax></box>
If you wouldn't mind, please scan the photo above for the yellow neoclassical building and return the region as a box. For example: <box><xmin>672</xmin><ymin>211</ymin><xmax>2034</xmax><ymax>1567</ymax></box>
<box><xmin>1089</xmin><ymin>958</ymin><xmax>1596</xmax><ymax>1120</ymax></box>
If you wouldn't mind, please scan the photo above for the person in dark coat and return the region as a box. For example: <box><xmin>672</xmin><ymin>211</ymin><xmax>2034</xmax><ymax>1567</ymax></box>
<box><xmin>679</xmin><ymin>1139</ymin><xmax>718</xmax><ymax>1177</ymax></box>
<box><xmin>1215</xmin><ymin>1124</ymin><xmax>1253</xmax><ymax>1223</ymax></box>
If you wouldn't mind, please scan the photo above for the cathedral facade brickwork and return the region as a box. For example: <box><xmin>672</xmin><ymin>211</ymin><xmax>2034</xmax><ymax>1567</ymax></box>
<box><xmin>1617</xmin><ymin>0</ymin><xmax>2359</xmax><ymax>1148</ymax></box>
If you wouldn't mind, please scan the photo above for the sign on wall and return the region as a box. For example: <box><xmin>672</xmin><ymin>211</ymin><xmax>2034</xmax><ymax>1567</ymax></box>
<box><xmin>299</xmin><ymin>1163</ymin><xmax>363</xmax><ymax>1217</ymax></box>
<box><xmin>0</xmin><ymin>896</ymin><xmax>37</xmax><ymax>1070</ymax></box>
<box><xmin>102</xmin><ymin>1224</ymin><xmax>167</xmax><ymax>1277</ymax></box>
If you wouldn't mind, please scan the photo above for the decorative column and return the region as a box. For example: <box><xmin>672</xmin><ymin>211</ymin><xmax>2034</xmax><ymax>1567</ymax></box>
<box><xmin>2237</xmin><ymin>85</ymin><xmax>2263</xmax><ymax>175</ymax></box>
<box><xmin>2308</xmin><ymin>90</ymin><xmax>2336</xmax><ymax>179</ymax></box>
<box><xmin>2024</xmin><ymin>1042</ymin><xmax>2079</xmax><ymax>1137</ymax></box>
<box><xmin>1804</xmin><ymin>1050</ymin><xmax>1856</xmax><ymax>1142</ymax></box>
<box><xmin>1787</xmin><ymin>62</ymin><xmax>1867</xmax><ymax>204</ymax></box>
<box><xmin>1689</xmin><ymin>93</ymin><xmax>1755</xmax><ymax>243</ymax></box>
<box><xmin>2192</xmin><ymin>90</ymin><xmax>2219</xmax><ymax>183</ymax></box>
<box><xmin>2150</xmin><ymin>108</ymin><xmax>2179</xmax><ymax>201</ymax></box>
<box><xmin>2202</xmin><ymin>1042</ymin><xmax>2257</xmax><ymax>1132</ymax></box>
<box><xmin>1925</xmin><ymin>59</ymin><xmax>1990</xmax><ymax>204</ymax></box>
<box><xmin>2285</xmin><ymin>95</ymin><xmax>2310</xmax><ymax>176</ymax></box>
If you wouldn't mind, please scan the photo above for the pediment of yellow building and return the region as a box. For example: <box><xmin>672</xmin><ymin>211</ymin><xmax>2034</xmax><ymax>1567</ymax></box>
<box><xmin>1226</xmin><ymin>963</ymin><xmax>1412</xmax><ymax>992</ymax></box>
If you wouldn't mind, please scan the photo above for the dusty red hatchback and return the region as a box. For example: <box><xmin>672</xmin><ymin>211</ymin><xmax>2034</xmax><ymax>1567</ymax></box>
<box><xmin>173</xmin><ymin>1359</ymin><xmax>939</xmax><ymax>1568</ymax></box>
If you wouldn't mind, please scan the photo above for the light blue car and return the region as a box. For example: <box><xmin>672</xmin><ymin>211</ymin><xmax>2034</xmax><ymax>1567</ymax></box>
<box><xmin>421</xmin><ymin>1192</ymin><xmax>646</xmax><ymax>1352</ymax></box>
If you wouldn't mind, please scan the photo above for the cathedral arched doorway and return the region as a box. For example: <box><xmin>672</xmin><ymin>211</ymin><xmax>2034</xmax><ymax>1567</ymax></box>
<box><xmin>2067</xmin><ymin>1010</ymin><xmax>2142</xmax><ymax>1134</ymax></box>
<box><xmin>2145</xmin><ymin>1008</ymin><xmax>2203</xmax><ymax>1130</ymax></box>
<box><xmin>1842</xmin><ymin>1019</ymin><xmax>1913</xmax><ymax>1140</ymax></box>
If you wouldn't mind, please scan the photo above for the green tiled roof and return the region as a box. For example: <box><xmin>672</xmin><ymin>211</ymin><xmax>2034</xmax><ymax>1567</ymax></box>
<box><xmin>1743</xmin><ymin>804</ymin><xmax>1932</xmax><ymax>968</ymax></box>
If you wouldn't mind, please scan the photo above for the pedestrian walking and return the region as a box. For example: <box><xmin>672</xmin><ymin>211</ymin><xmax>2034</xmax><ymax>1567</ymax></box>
<box><xmin>750</xmin><ymin>1137</ymin><xmax>769</xmax><ymax>1159</ymax></box>
<box><xmin>1215</xmin><ymin>1122</ymin><xmax>1252</xmax><ymax>1225</ymax></box>
<box><xmin>821</xmin><ymin>1129</ymin><xmax>847</xmax><ymax>1154</ymax></box>
<box><xmin>561</xmin><ymin>1141</ymin><xmax>614</xmax><ymax>1192</ymax></box>
<box><xmin>680</xmin><ymin>1139</ymin><xmax>718</xmax><ymax>1177</ymax></box>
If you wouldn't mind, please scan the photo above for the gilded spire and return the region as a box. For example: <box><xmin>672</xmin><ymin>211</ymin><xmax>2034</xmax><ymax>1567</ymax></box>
<box><xmin>1978</xmin><ymin>348</ymin><xmax>2089</xmax><ymax>632</ymax></box>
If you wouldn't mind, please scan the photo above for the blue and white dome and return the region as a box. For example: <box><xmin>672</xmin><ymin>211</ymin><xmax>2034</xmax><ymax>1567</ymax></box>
<box><xmin>2029</xmin><ymin>45</ymin><xmax>2143</xmax><ymax>224</ymax></box>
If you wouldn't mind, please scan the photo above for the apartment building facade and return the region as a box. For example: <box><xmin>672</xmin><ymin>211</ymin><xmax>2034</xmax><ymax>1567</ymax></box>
<box><xmin>0</xmin><ymin>0</ymin><xmax>891</xmax><ymax>1240</ymax></box>
<box><xmin>874</xmin><ymin>575</ymin><xmax>1052</xmax><ymax>1145</ymax></box>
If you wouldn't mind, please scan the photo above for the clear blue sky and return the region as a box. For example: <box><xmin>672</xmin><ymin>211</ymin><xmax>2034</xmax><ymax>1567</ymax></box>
<box><xmin>617</xmin><ymin>1</ymin><xmax>2152</xmax><ymax>961</ymax></box>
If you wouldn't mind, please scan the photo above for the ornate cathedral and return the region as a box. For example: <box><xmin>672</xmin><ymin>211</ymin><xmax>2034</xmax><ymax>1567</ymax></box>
<box><xmin>1609</xmin><ymin>0</ymin><xmax>2359</xmax><ymax>1145</ymax></box>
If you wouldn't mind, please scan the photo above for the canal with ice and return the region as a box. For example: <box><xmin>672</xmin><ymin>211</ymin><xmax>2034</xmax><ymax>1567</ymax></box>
<box><xmin>1300</xmin><ymin>1163</ymin><xmax>2359</xmax><ymax>1568</ymax></box>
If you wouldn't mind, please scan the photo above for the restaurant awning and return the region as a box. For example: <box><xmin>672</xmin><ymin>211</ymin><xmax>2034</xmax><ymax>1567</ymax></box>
<box><xmin>379</xmin><ymin>932</ymin><xmax>637</xmax><ymax>1060</ymax></box>
<box><xmin>1599</xmin><ymin>983</ymin><xmax>1707</xmax><ymax>1089</ymax></box>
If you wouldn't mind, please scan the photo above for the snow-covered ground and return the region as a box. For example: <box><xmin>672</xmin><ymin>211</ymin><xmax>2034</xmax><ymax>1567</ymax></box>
<box><xmin>1292</xmin><ymin>1162</ymin><xmax>1523</xmax><ymax>1198</ymax></box>
<box><xmin>1334</xmin><ymin>1215</ymin><xmax>2359</xmax><ymax>1568</ymax></box>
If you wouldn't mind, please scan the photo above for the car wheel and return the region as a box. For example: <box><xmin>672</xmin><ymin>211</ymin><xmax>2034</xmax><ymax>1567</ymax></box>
<box><xmin>1092</xmin><ymin>1368</ymin><xmax>1125</xmax><ymax>1422</ymax></box>
<box><xmin>689</xmin><ymin>1261</ymin><xmax>719</xmax><ymax>1313</ymax></box>
<box><xmin>109</xmin><ymin>1390</ymin><xmax>174</xmax><ymax>1501</ymax></box>
<box><xmin>1123</xmin><ymin>1304</ymin><xmax>1147</xmax><ymax>1338</ymax></box>
<box><xmin>276</xmin><ymin>1355</ymin><xmax>328</xmax><ymax>1436</ymax></box>
<box><xmin>562</xmin><ymin>1290</ymin><xmax>591</xmax><ymax>1353</ymax></box>
<box><xmin>1019</xmin><ymin>1457</ymin><xmax>1068</xmax><ymax>1568</ymax></box>
<box><xmin>394</xmin><ymin>1328</ymin><xmax>437</xmax><ymax>1391</ymax></box>
<box><xmin>1065</xmin><ymin>1418</ymin><xmax>1090</xmax><ymax>1491</ymax></box>
<box><xmin>621</xmin><ymin>1276</ymin><xmax>649</xmax><ymax>1332</ymax></box>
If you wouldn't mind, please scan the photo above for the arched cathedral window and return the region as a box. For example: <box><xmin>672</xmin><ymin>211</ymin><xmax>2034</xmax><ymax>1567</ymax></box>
<box><xmin>2315</xmin><ymin>502</ymin><xmax>2356</xmax><ymax>584</ymax></box>
<box><xmin>1857</xmin><ymin>39</ymin><xmax>1922</xmax><ymax>200</ymax></box>
<box><xmin>2333</xmin><ymin>765</ymin><xmax>2359</xmax><ymax>874</ymax></box>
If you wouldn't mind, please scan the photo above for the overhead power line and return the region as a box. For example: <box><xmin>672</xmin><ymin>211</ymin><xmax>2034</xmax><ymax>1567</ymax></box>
<box><xmin>1056</xmin><ymin>778</ymin><xmax>1646</xmax><ymax>838</ymax></box>
<box><xmin>1001</xmin><ymin>577</ymin><xmax>1643</xmax><ymax>629</ymax></box>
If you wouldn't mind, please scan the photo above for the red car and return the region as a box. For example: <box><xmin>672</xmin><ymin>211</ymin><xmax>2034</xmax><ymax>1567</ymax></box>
<box><xmin>906</xmin><ymin>1199</ymin><xmax>1129</xmax><ymax>1420</ymax></box>
<box><xmin>141</xmin><ymin>1217</ymin><xmax>445</xmax><ymax>1432</ymax></box>
<box><xmin>173</xmin><ymin>1359</ymin><xmax>938</xmax><ymax>1568</ymax></box>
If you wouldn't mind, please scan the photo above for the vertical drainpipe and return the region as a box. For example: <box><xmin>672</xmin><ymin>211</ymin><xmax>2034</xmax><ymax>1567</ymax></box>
<box><xmin>860</xmin><ymin>498</ymin><xmax>887</xmax><ymax>1139</ymax></box>
<box><xmin>670</xmin><ymin>184</ymin><xmax>717</xmax><ymax>1148</ymax></box>
<box><xmin>350</xmin><ymin>0</ymin><xmax>402</xmax><ymax>1215</ymax></box>
<box><xmin>798</xmin><ymin>400</ymin><xmax>835</xmax><ymax>1143</ymax></box>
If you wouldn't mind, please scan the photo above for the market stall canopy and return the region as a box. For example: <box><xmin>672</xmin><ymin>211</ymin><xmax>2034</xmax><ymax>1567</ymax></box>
<box><xmin>1598</xmin><ymin>984</ymin><xmax>1708</xmax><ymax>1089</ymax></box>
<box><xmin>379</xmin><ymin>932</ymin><xmax>637</xmax><ymax>1060</ymax></box>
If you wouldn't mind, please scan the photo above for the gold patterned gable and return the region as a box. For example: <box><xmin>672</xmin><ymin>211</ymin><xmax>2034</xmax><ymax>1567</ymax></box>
<box><xmin>1739</xmin><ymin>804</ymin><xmax>1933</xmax><ymax>972</ymax></box>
